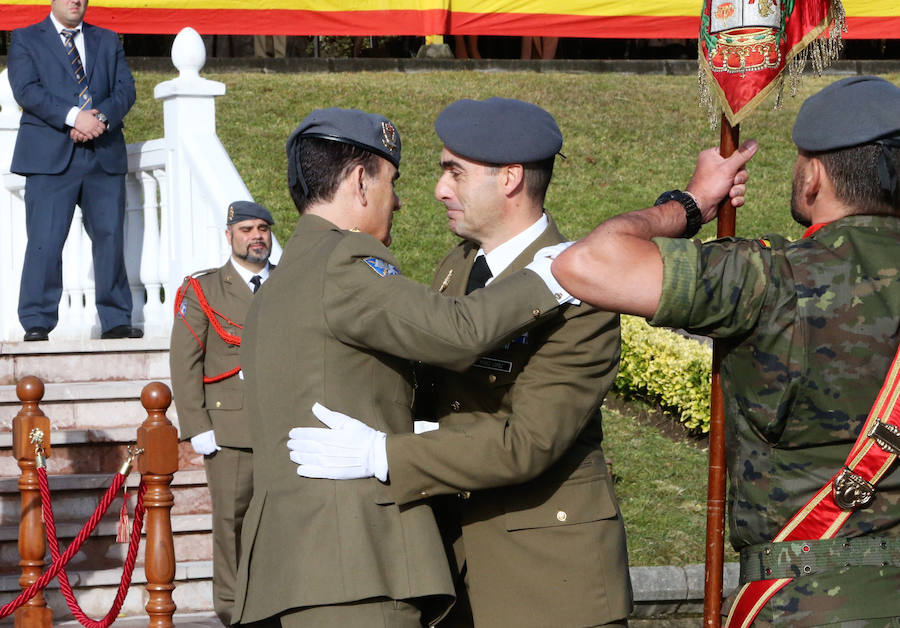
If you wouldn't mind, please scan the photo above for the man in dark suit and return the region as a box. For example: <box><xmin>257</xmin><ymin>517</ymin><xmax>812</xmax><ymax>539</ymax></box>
<box><xmin>288</xmin><ymin>99</ymin><xmax>632</xmax><ymax>627</ymax></box>
<box><xmin>8</xmin><ymin>0</ymin><xmax>139</xmax><ymax>341</ymax></box>
<box><xmin>170</xmin><ymin>201</ymin><xmax>275</xmax><ymax>626</ymax></box>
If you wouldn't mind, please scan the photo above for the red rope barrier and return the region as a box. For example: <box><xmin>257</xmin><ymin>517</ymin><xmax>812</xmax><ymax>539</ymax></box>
<box><xmin>0</xmin><ymin>469</ymin><xmax>147</xmax><ymax>625</ymax></box>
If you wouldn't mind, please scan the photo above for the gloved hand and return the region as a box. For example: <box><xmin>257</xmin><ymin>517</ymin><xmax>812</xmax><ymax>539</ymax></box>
<box><xmin>287</xmin><ymin>403</ymin><xmax>388</xmax><ymax>481</ymax></box>
<box><xmin>414</xmin><ymin>420</ymin><xmax>440</xmax><ymax>434</ymax></box>
<box><xmin>525</xmin><ymin>242</ymin><xmax>581</xmax><ymax>305</ymax></box>
<box><xmin>190</xmin><ymin>430</ymin><xmax>221</xmax><ymax>456</ymax></box>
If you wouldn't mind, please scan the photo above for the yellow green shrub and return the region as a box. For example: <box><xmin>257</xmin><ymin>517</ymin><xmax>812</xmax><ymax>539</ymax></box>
<box><xmin>615</xmin><ymin>316</ymin><xmax>712</xmax><ymax>433</ymax></box>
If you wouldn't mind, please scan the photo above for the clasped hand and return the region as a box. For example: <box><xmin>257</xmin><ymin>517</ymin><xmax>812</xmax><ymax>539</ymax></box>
<box><xmin>287</xmin><ymin>403</ymin><xmax>388</xmax><ymax>481</ymax></box>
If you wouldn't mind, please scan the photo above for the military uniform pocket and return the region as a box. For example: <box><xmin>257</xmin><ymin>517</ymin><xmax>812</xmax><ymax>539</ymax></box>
<box><xmin>203</xmin><ymin>386</ymin><xmax>243</xmax><ymax>411</ymax></box>
<box><xmin>503</xmin><ymin>471</ymin><xmax>618</xmax><ymax>531</ymax></box>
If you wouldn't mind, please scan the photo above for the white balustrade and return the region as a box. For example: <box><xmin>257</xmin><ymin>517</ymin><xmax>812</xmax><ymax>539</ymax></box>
<box><xmin>0</xmin><ymin>27</ymin><xmax>281</xmax><ymax>343</ymax></box>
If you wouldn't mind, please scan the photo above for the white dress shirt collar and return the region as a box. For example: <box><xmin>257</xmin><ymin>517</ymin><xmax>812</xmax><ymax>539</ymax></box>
<box><xmin>478</xmin><ymin>214</ymin><xmax>549</xmax><ymax>286</ymax></box>
<box><xmin>49</xmin><ymin>12</ymin><xmax>86</xmax><ymax>65</ymax></box>
<box><xmin>230</xmin><ymin>257</ymin><xmax>271</xmax><ymax>292</ymax></box>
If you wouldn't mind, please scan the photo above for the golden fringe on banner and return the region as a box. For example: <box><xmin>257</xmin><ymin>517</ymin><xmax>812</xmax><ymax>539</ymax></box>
<box><xmin>698</xmin><ymin>0</ymin><xmax>846</xmax><ymax>129</ymax></box>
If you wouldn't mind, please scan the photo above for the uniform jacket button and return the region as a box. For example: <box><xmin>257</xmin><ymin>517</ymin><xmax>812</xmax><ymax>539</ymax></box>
<box><xmin>556</xmin><ymin>510</ymin><xmax>567</xmax><ymax>522</ymax></box>
<box><xmin>450</xmin><ymin>401</ymin><xmax>461</xmax><ymax>411</ymax></box>
<box><xmin>215</xmin><ymin>401</ymin><xmax>222</xmax><ymax>408</ymax></box>
<box><xmin>532</xmin><ymin>308</ymin><xmax>541</xmax><ymax>317</ymax></box>
<box><xmin>488</xmin><ymin>374</ymin><xmax>497</xmax><ymax>383</ymax></box>
<box><xmin>458</xmin><ymin>490</ymin><xmax>471</xmax><ymax>500</ymax></box>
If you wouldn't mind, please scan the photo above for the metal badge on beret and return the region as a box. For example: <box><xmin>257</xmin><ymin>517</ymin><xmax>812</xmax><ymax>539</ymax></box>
<box><xmin>226</xmin><ymin>200</ymin><xmax>274</xmax><ymax>225</ymax></box>
<box><xmin>382</xmin><ymin>121</ymin><xmax>398</xmax><ymax>153</ymax></box>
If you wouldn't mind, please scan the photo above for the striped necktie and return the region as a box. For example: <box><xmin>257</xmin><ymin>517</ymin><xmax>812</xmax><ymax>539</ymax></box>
<box><xmin>250</xmin><ymin>275</ymin><xmax>262</xmax><ymax>293</ymax></box>
<box><xmin>61</xmin><ymin>28</ymin><xmax>92</xmax><ymax>110</ymax></box>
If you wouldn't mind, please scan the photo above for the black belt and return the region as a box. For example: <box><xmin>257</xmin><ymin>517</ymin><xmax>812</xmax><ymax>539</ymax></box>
<box><xmin>740</xmin><ymin>536</ymin><xmax>900</xmax><ymax>584</ymax></box>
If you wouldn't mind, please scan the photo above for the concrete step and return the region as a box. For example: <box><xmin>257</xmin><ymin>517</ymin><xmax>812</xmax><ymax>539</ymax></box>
<box><xmin>0</xmin><ymin>431</ymin><xmax>197</xmax><ymax>477</ymax></box>
<box><xmin>0</xmin><ymin>379</ymin><xmax>177</xmax><ymax>429</ymax></box>
<box><xmin>0</xmin><ymin>337</ymin><xmax>170</xmax><ymax>386</ymax></box>
<box><xmin>0</xmin><ymin>560</ymin><xmax>215</xmax><ymax>624</ymax></box>
<box><xmin>0</xmin><ymin>468</ymin><xmax>209</xmax><ymax>525</ymax></box>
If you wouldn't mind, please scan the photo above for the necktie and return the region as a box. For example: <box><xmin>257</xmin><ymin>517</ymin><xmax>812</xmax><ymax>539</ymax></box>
<box><xmin>250</xmin><ymin>275</ymin><xmax>262</xmax><ymax>293</ymax></box>
<box><xmin>61</xmin><ymin>28</ymin><xmax>91</xmax><ymax>110</ymax></box>
<box><xmin>465</xmin><ymin>256</ymin><xmax>492</xmax><ymax>294</ymax></box>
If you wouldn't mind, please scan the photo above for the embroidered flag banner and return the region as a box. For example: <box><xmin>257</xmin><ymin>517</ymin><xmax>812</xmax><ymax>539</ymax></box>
<box><xmin>0</xmin><ymin>0</ymin><xmax>895</xmax><ymax>38</ymax></box>
<box><xmin>699</xmin><ymin>0</ymin><xmax>847</xmax><ymax>125</ymax></box>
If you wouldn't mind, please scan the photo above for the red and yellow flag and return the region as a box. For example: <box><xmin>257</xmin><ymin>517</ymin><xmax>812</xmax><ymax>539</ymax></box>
<box><xmin>0</xmin><ymin>0</ymin><xmax>895</xmax><ymax>38</ymax></box>
<box><xmin>699</xmin><ymin>0</ymin><xmax>846</xmax><ymax>125</ymax></box>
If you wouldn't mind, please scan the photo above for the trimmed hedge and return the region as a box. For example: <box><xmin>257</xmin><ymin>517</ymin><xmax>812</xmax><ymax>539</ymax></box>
<box><xmin>614</xmin><ymin>315</ymin><xmax>712</xmax><ymax>433</ymax></box>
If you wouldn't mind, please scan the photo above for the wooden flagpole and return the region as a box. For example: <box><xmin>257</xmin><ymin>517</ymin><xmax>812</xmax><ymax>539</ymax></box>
<box><xmin>703</xmin><ymin>115</ymin><xmax>739</xmax><ymax>628</ymax></box>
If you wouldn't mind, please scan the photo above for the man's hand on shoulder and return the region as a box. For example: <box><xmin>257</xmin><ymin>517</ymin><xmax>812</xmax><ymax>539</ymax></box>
<box><xmin>525</xmin><ymin>242</ymin><xmax>581</xmax><ymax>305</ymax></box>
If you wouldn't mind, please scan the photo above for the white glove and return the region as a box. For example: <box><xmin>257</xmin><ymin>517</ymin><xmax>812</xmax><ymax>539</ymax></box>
<box><xmin>287</xmin><ymin>403</ymin><xmax>388</xmax><ymax>481</ymax></box>
<box><xmin>525</xmin><ymin>242</ymin><xmax>581</xmax><ymax>305</ymax></box>
<box><xmin>190</xmin><ymin>430</ymin><xmax>221</xmax><ymax>456</ymax></box>
<box><xmin>414</xmin><ymin>421</ymin><xmax>440</xmax><ymax>434</ymax></box>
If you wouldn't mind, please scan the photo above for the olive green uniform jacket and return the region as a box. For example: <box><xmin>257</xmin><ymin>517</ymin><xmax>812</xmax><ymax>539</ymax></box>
<box><xmin>232</xmin><ymin>214</ymin><xmax>560</xmax><ymax>624</ymax></box>
<box><xmin>386</xmin><ymin>215</ymin><xmax>633</xmax><ymax>627</ymax></box>
<box><xmin>650</xmin><ymin>215</ymin><xmax>900</xmax><ymax>625</ymax></box>
<box><xmin>169</xmin><ymin>258</ymin><xmax>261</xmax><ymax>624</ymax></box>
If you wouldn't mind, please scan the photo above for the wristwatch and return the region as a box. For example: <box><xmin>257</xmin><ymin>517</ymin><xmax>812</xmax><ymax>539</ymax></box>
<box><xmin>655</xmin><ymin>189</ymin><xmax>701</xmax><ymax>238</ymax></box>
<box><xmin>95</xmin><ymin>112</ymin><xmax>108</xmax><ymax>126</ymax></box>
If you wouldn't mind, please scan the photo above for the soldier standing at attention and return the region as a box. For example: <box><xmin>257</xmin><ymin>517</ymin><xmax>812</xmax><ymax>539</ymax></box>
<box><xmin>231</xmin><ymin>107</ymin><xmax>578</xmax><ymax>627</ymax></box>
<box><xmin>552</xmin><ymin>76</ymin><xmax>900</xmax><ymax>625</ymax></box>
<box><xmin>170</xmin><ymin>200</ymin><xmax>275</xmax><ymax>626</ymax></box>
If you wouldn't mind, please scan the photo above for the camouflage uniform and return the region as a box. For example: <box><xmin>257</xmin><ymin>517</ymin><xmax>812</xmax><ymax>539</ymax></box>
<box><xmin>650</xmin><ymin>214</ymin><xmax>900</xmax><ymax>625</ymax></box>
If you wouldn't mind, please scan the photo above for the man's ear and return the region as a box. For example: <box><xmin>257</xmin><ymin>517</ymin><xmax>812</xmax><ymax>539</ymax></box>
<box><xmin>804</xmin><ymin>157</ymin><xmax>825</xmax><ymax>203</ymax></box>
<box><xmin>353</xmin><ymin>165</ymin><xmax>368</xmax><ymax>205</ymax></box>
<box><xmin>502</xmin><ymin>164</ymin><xmax>525</xmax><ymax>196</ymax></box>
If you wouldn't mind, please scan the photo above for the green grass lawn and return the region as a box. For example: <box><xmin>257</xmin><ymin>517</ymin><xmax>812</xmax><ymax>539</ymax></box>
<box><xmin>124</xmin><ymin>70</ymin><xmax>899</xmax><ymax>565</ymax></box>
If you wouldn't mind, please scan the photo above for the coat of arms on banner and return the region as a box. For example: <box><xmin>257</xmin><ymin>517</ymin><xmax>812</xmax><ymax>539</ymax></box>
<box><xmin>699</xmin><ymin>0</ymin><xmax>845</xmax><ymax>125</ymax></box>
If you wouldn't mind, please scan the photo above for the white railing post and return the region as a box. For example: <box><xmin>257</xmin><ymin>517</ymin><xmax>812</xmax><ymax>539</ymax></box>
<box><xmin>0</xmin><ymin>68</ymin><xmax>25</xmax><ymax>342</ymax></box>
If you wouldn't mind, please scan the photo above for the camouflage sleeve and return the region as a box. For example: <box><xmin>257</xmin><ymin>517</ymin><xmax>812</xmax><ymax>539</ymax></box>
<box><xmin>648</xmin><ymin>236</ymin><xmax>774</xmax><ymax>339</ymax></box>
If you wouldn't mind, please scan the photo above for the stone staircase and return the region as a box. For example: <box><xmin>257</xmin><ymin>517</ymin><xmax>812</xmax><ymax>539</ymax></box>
<box><xmin>0</xmin><ymin>337</ymin><xmax>215</xmax><ymax>622</ymax></box>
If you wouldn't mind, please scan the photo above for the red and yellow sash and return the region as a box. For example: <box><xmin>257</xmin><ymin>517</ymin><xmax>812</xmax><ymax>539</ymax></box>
<box><xmin>725</xmin><ymin>340</ymin><xmax>900</xmax><ymax>627</ymax></box>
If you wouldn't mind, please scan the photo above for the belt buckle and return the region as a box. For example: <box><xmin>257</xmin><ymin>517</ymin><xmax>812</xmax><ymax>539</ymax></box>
<box><xmin>832</xmin><ymin>467</ymin><xmax>875</xmax><ymax>510</ymax></box>
<box><xmin>868</xmin><ymin>421</ymin><xmax>900</xmax><ymax>456</ymax></box>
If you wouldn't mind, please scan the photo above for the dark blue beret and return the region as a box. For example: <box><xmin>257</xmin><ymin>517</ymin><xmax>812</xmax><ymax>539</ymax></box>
<box><xmin>287</xmin><ymin>107</ymin><xmax>401</xmax><ymax>168</ymax></box>
<box><xmin>286</xmin><ymin>108</ymin><xmax>401</xmax><ymax>197</ymax></box>
<box><xmin>435</xmin><ymin>98</ymin><xmax>562</xmax><ymax>164</ymax></box>
<box><xmin>227</xmin><ymin>200</ymin><xmax>273</xmax><ymax>225</ymax></box>
<box><xmin>792</xmin><ymin>76</ymin><xmax>900</xmax><ymax>152</ymax></box>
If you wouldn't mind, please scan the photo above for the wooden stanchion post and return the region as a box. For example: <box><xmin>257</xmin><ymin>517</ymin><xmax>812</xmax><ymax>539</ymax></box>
<box><xmin>11</xmin><ymin>376</ymin><xmax>52</xmax><ymax>628</ymax></box>
<box><xmin>137</xmin><ymin>382</ymin><xmax>178</xmax><ymax>628</ymax></box>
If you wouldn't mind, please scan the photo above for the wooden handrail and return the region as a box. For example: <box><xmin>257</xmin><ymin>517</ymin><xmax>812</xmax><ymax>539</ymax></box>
<box><xmin>137</xmin><ymin>381</ymin><xmax>179</xmax><ymax>628</ymax></box>
<box><xmin>12</xmin><ymin>375</ymin><xmax>53</xmax><ymax>628</ymax></box>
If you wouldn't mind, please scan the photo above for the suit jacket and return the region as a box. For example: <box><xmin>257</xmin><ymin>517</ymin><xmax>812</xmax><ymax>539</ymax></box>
<box><xmin>7</xmin><ymin>16</ymin><xmax>135</xmax><ymax>176</ymax></box>
<box><xmin>170</xmin><ymin>259</ymin><xmax>265</xmax><ymax>448</ymax></box>
<box><xmin>232</xmin><ymin>214</ymin><xmax>560</xmax><ymax>624</ymax></box>
<box><xmin>386</xmin><ymin>214</ymin><xmax>633</xmax><ymax>627</ymax></box>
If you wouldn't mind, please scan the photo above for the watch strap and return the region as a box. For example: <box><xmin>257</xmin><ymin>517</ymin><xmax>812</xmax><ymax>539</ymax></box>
<box><xmin>655</xmin><ymin>189</ymin><xmax>702</xmax><ymax>238</ymax></box>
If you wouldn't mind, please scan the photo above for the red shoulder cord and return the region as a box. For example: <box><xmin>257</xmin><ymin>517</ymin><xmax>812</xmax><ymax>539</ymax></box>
<box><xmin>173</xmin><ymin>276</ymin><xmax>243</xmax><ymax>384</ymax></box>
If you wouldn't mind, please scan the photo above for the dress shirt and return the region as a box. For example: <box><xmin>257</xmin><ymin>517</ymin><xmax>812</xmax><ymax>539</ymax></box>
<box><xmin>231</xmin><ymin>257</ymin><xmax>271</xmax><ymax>292</ymax></box>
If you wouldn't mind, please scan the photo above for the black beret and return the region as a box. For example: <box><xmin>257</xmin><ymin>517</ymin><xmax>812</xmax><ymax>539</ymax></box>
<box><xmin>435</xmin><ymin>98</ymin><xmax>562</xmax><ymax>164</ymax></box>
<box><xmin>792</xmin><ymin>76</ymin><xmax>900</xmax><ymax>152</ymax></box>
<box><xmin>227</xmin><ymin>200</ymin><xmax>273</xmax><ymax>225</ymax></box>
